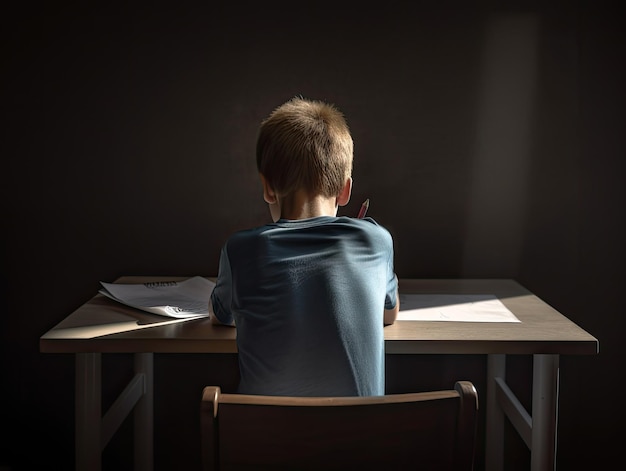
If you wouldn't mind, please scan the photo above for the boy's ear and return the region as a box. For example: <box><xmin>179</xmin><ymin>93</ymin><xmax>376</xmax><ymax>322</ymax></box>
<box><xmin>337</xmin><ymin>177</ymin><xmax>352</xmax><ymax>207</ymax></box>
<box><xmin>260</xmin><ymin>174</ymin><xmax>277</xmax><ymax>204</ymax></box>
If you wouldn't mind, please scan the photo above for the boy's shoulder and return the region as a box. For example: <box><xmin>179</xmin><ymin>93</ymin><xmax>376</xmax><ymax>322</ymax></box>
<box><xmin>227</xmin><ymin>216</ymin><xmax>391</xmax><ymax>245</ymax></box>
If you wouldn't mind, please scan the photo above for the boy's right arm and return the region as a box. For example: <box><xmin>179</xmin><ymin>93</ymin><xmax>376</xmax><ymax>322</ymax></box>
<box><xmin>209</xmin><ymin>297</ymin><xmax>235</xmax><ymax>327</ymax></box>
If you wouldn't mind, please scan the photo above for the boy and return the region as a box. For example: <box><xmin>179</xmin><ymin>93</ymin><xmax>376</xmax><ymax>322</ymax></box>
<box><xmin>209</xmin><ymin>97</ymin><xmax>399</xmax><ymax>396</ymax></box>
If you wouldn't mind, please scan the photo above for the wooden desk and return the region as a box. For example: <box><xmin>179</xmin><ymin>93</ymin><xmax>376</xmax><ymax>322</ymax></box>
<box><xmin>40</xmin><ymin>278</ymin><xmax>598</xmax><ymax>471</ymax></box>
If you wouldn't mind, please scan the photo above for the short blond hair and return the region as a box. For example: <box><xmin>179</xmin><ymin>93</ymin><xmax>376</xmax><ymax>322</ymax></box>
<box><xmin>256</xmin><ymin>97</ymin><xmax>353</xmax><ymax>198</ymax></box>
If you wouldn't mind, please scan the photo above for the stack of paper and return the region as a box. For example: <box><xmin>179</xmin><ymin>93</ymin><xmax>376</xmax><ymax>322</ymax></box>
<box><xmin>99</xmin><ymin>276</ymin><xmax>216</xmax><ymax>319</ymax></box>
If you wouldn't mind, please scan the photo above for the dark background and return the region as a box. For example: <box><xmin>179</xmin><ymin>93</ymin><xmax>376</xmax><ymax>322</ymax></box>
<box><xmin>2</xmin><ymin>1</ymin><xmax>624</xmax><ymax>470</ymax></box>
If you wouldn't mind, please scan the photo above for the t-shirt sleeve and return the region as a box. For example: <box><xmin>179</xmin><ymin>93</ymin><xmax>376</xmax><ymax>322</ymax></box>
<box><xmin>384</xmin><ymin>239</ymin><xmax>398</xmax><ymax>310</ymax></box>
<box><xmin>210</xmin><ymin>246</ymin><xmax>235</xmax><ymax>325</ymax></box>
<box><xmin>385</xmin><ymin>274</ymin><xmax>398</xmax><ymax>310</ymax></box>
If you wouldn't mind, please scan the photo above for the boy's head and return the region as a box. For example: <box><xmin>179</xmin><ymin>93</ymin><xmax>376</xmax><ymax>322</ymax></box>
<box><xmin>256</xmin><ymin>97</ymin><xmax>354</xmax><ymax>202</ymax></box>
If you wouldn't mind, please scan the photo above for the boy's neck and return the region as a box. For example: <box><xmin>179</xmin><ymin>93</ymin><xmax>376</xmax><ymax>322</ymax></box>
<box><xmin>279</xmin><ymin>192</ymin><xmax>338</xmax><ymax>220</ymax></box>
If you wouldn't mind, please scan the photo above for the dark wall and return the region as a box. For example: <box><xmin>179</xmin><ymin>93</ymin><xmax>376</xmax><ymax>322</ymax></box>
<box><xmin>3</xmin><ymin>1</ymin><xmax>624</xmax><ymax>470</ymax></box>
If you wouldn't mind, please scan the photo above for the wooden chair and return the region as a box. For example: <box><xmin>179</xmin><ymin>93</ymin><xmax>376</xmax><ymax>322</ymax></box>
<box><xmin>201</xmin><ymin>381</ymin><xmax>479</xmax><ymax>470</ymax></box>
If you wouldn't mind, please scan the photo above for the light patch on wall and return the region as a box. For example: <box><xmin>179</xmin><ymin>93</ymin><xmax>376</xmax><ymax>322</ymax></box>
<box><xmin>463</xmin><ymin>14</ymin><xmax>539</xmax><ymax>276</ymax></box>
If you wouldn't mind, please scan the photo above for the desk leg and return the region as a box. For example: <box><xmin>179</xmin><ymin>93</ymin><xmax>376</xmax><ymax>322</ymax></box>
<box><xmin>485</xmin><ymin>354</ymin><xmax>505</xmax><ymax>471</ymax></box>
<box><xmin>531</xmin><ymin>354</ymin><xmax>559</xmax><ymax>471</ymax></box>
<box><xmin>76</xmin><ymin>353</ymin><xmax>102</xmax><ymax>471</ymax></box>
<box><xmin>134</xmin><ymin>353</ymin><xmax>154</xmax><ymax>471</ymax></box>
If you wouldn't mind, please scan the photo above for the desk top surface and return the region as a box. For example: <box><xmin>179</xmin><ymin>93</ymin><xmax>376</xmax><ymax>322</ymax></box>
<box><xmin>40</xmin><ymin>277</ymin><xmax>598</xmax><ymax>355</ymax></box>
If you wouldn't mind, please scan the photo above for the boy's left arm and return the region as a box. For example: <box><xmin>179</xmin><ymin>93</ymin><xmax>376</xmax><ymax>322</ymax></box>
<box><xmin>384</xmin><ymin>287</ymin><xmax>399</xmax><ymax>326</ymax></box>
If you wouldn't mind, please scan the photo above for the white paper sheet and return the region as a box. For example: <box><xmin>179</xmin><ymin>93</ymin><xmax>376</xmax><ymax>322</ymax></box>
<box><xmin>99</xmin><ymin>276</ymin><xmax>215</xmax><ymax>318</ymax></box>
<box><xmin>397</xmin><ymin>294</ymin><xmax>520</xmax><ymax>322</ymax></box>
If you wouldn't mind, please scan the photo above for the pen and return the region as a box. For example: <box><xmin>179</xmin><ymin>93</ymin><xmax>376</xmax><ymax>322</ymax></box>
<box><xmin>357</xmin><ymin>198</ymin><xmax>369</xmax><ymax>219</ymax></box>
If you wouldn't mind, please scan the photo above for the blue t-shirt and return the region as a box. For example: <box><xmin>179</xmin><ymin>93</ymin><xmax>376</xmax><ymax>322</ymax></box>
<box><xmin>210</xmin><ymin>216</ymin><xmax>398</xmax><ymax>397</ymax></box>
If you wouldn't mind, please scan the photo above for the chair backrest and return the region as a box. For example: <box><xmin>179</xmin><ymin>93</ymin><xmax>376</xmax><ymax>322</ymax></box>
<box><xmin>201</xmin><ymin>380</ymin><xmax>478</xmax><ymax>470</ymax></box>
